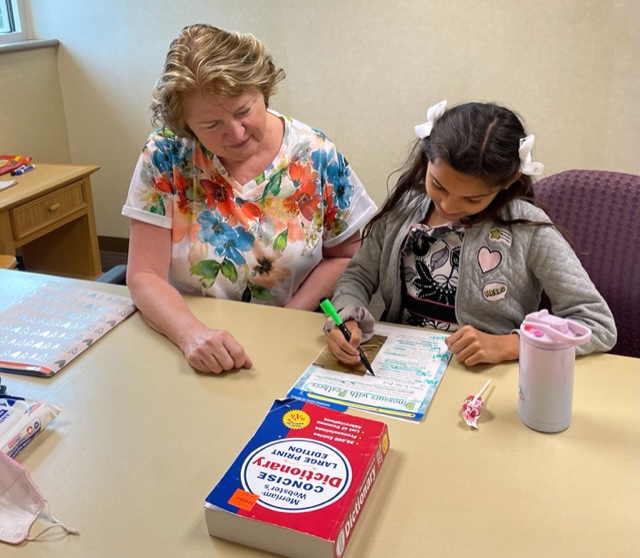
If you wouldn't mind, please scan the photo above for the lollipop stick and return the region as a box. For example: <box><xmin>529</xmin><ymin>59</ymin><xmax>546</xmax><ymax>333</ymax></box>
<box><xmin>476</xmin><ymin>379</ymin><xmax>492</xmax><ymax>399</ymax></box>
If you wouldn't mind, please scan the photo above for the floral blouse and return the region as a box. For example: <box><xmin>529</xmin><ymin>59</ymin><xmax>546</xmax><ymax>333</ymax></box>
<box><xmin>122</xmin><ymin>111</ymin><xmax>377</xmax><ymax>306</ymax></box>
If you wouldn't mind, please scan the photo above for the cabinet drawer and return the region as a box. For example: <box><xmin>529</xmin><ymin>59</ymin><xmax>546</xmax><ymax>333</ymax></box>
<box><xmin>11</xmin><ymin>180</ymin><xmax>87</xmax><ymax>240</ymax></box>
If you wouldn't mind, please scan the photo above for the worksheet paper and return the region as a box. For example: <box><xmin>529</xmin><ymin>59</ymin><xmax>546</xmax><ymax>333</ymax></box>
<box><xmin>287</xmin><ymin>323</ymin><xmax>452</xmax><ymax>422</ymax></box>
<box><xmin>0</xmin><ymin>179</ymin><xmax>17</xmax><ymax>191</ymax></box>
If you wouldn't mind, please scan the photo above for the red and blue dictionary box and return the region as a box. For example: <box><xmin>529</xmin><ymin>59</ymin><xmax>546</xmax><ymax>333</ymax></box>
<box><xmin>205</xmin><ymin>399</ymin><xmax>390</xmax><ymax>558</ymax></box>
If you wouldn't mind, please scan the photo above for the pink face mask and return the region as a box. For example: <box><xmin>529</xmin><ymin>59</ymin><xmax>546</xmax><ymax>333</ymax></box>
<box><xmin>0</xmin><ymin>451</ymin><xmax>78</xmax><ymax>545</ymax></box>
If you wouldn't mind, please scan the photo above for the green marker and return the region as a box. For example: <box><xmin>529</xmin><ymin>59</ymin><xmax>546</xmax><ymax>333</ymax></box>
<box><xmin>319</xmin><ymin>298</ymin><xmax>375</xmax><ymax>376</ymax></box>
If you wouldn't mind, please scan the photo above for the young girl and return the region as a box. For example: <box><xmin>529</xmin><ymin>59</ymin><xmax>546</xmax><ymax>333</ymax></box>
<box><xmin>325</xmin><ymin>100</ymin><xmax>617</xmax><ymax>367</ymax></box>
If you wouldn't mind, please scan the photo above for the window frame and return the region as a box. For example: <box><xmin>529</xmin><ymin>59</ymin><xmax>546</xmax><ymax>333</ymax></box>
<box><xmin>0</xmin><ymin>0</ymin><xmax>30</xmax><ymax>44</ymax></box>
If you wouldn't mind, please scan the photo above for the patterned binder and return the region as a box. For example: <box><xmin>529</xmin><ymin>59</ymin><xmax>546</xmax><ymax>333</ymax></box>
<box><xmin>0</xmin><ymin>281</ymin><xmax>136</xmax><ymax>377</ymax></box>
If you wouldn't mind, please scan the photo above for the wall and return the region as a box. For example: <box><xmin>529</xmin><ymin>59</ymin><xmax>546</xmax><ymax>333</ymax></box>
<box><xmin>21</xmin><ymin>0</ymin><xmax>640</xmax><ymax>239</ymax></box>
<box><xmin>0</xmin><ymin>45</ymin><xmax>71</xmax><ymax>163</ymax></box>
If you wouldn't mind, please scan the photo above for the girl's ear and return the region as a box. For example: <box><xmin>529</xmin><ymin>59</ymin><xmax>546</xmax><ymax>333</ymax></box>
<box><xmin>504</xmin><ymin>171</ymin><xmax>523</xmax><ymax>189</ymax></box>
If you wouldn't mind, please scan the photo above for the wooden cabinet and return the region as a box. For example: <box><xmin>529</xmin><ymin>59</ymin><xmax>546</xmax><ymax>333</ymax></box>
<box><xmin>0</xmin><ymin>164</ymin><xmax>102</xmax><ymax>279</ymax></box>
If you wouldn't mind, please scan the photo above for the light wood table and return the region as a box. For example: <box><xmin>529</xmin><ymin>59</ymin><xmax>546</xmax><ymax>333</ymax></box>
<box><xmin>1</xmin><ymin>270</ymin><xmax>638</xmax><ymax>558</ymax></box>
<box><xmin>0</xmin><ymin>164</ymin><xmax>102</xmax><ymax>279</ymax></box>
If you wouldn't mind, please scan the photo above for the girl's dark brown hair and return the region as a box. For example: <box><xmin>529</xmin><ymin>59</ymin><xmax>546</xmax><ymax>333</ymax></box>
<box><xmin>364</xmin><ymin>102</ymin><xmax>553</xmax><ymax>239</ymax></box>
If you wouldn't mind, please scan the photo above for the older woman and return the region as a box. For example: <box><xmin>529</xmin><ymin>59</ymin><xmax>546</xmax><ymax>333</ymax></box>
<box><xmin>122</xmin><ymin>24</ymin><xmax>376</xmax><ymax>374</ymax></box>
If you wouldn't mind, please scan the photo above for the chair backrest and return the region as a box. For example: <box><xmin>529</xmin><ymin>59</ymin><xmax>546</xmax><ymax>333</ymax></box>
<box><xmin>95</xmin><ymin>264</ymin><xmax>127</xmax><ymax>285</ymax></box>
<box><xmin>533</xmin><ymin>169</ymin><xmax>640</xmax><ymax>358</ymax></box>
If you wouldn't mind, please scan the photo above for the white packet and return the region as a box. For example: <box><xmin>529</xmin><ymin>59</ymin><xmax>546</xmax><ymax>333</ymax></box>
<box><xmin>0</xmin><ymin>398</ymin><xmax>61</xmax><ymax>458</ymax></box>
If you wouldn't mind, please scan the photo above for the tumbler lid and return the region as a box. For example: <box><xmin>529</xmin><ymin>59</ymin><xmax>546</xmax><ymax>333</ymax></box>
<box><xmin>520</xmin><ymin>310</ymin><xmax>592</xmax><ymax>349</ymax></box>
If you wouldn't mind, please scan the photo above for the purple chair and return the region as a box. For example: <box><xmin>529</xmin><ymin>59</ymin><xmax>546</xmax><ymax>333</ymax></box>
<box><xmin>533</xmin><ymin>169</ymin><xmax>640</xmax><ymax>358</ymax></box>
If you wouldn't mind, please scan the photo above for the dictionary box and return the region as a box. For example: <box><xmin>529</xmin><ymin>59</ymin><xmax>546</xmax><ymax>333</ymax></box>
<box><xmin>205</xmin><ymin>399</ymin><xmax>389</xmax><ymax>558</ymax></box>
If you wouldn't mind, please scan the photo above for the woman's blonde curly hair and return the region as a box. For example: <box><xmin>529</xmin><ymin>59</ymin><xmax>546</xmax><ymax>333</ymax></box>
<box><xmin>150</xmin><ymin>24</ymin><xmax>286</xmax><ymax>138</ymax></box>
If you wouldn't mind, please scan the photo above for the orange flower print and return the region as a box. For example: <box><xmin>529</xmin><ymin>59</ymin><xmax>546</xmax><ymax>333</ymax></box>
<box><xmin>251</xmin><ymin>247</ymin><xmax>292</xmax><ymax>290</ymax></box>
<box><xmin>288</xmin><ymin>160</ymin><xmax>318</xmax><ymax>189</ymax></box>
<box><xmin>283</xmin><ymin>161</ymin><xmax>321</xmax><ymax>221</ymax></box>
<box><xmin>201</xmin><ymin>178</ymin><xmax>236</xmax><ymax>220</ymax></box>
<box><xmin>193</xmin><ymin>146</ymin><xmax>212</xmax><ymax>170</ymax></box>
<box><xmin>235</xmin><ymin>198</ymin><xmax>263</xmax><ymax>227</ymax></box>
<box><xmin>173</xmin><ymin>172</ymin><xmax>190</xmax><ymax>213</ymax></box>
<box><xmin>152</xmin><ymin>174</ymin><xmax>174</xmax><ymax>194</ymax></box>
<box><xmin>323</xmin><ymin>193</ymin><xmax>338</xmax><ymax>229</ymax></box>
<box><xmin>287</xmin><ymin>220</ymin><xmax>305</xmax><ymax>243</ymax></box>
<box><xmin>173</xmin><ymin>209</ymin><xmax>200</xmax><ymax>244</ymax></box>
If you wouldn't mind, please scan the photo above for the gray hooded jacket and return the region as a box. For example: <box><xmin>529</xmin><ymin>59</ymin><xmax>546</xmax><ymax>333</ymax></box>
<box><xmin>331</xmin><ymin>192</ymin><xmax>616</xmax><ymax>356</ymax></box>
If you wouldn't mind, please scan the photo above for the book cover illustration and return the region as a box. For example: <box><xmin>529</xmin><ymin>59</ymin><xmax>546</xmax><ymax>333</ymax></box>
<box><xmin>0</xmin><ymin>281</ymin><xmax>136</xmax><ymax>377</ymax></box>
<box><xmin>205</xmin><ymin>399</ymin><xmax>389</xmax><ymax>558</ymax></box>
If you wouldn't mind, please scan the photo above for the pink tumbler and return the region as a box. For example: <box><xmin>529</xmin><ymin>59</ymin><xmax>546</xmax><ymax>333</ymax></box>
<box><xmin>518</xmin><ymin>310</ymin><xmax>592</xmax><ymax>433</ymax></box>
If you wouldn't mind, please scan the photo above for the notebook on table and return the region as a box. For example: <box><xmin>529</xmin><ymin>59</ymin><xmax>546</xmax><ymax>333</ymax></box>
<box><xmin>0</xmin><ymin>281</ymin><xmax>136</xmax><ymax>377</ymax></box>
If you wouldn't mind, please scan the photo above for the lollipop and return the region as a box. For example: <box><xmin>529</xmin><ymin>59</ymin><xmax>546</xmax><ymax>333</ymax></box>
<box><xmin>461</xmin><ymin>379</ymin><xmax>492</xmax><ymax>429</ymax></box>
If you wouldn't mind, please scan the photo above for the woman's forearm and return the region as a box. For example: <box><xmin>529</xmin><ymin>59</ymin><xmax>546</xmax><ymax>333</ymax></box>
<box><xmin>285</xmin><ymin>256</ymin><xmax>351</xmax><ymax>311</ymax></box>
<box><xmin>127</xmin><ymin>271</ymin><xmax>208</xmax><ymax>350</ymax></box>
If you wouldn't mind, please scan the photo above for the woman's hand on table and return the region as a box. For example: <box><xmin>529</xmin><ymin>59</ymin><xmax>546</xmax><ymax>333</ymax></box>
<box><xmin>180</xmin><ymin>325</ymin><xmax>253</xmax><ymax>374</ymax></box>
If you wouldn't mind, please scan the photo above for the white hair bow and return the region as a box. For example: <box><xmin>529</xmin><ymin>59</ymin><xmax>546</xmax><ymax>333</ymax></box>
<box><xmin>414</xmin><ymin>100</ymin><xmax>447</xmax><ymax>139</ymax></box>
<box><xmin>518</xmin><ymin>135</ymin><xmax>545</xmax><ymax>176</ymax></box>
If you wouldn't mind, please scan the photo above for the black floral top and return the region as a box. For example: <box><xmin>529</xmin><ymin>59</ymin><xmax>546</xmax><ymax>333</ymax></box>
<box><xmin>400</xmin><ymin>223</ymin><xmax>465</xmax><ymax>331</ymax></box>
